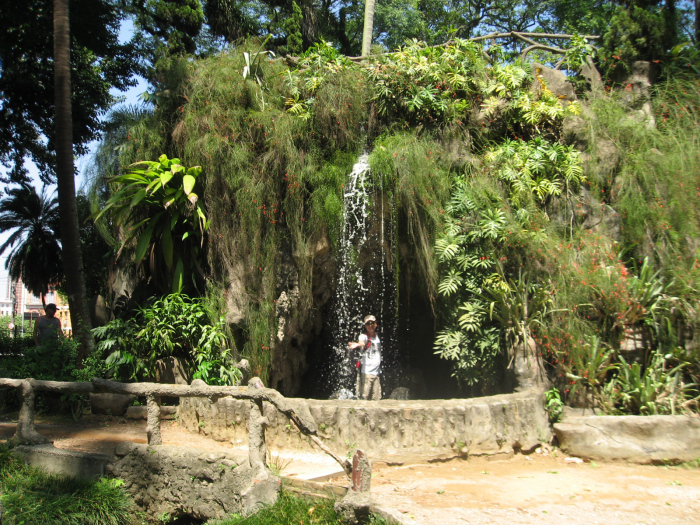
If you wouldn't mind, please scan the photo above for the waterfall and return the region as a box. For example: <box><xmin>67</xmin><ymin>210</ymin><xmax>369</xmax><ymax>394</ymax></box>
<box><xmin>325</xmin><ymin>153</ymin><xmax>398</xmax><ymax>398</ymax></box>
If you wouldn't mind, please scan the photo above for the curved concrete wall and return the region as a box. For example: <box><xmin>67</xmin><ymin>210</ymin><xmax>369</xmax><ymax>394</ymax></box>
<box><xmin>179</xmin><ymin>390</ymin><xmax>551</xmax><ymax>461</ymax></box>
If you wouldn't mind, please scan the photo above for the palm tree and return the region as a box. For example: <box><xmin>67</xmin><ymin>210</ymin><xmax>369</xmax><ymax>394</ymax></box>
<box><xmin>0</xmin><ymin>184</ymin><xmax>63</xmax><ymax>305</ymax></box>
<box><xmin>361</xmin><ymin>0</ymin><xmax>375</xmax><ymax>57</ymax></box>
<box><xmin>54</xmin><ymin>0</ymin><xmax>94</xmax><ymax>356</ymax></box>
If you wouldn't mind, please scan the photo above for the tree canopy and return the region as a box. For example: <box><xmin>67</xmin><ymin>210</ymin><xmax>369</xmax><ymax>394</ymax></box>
<box><xmin>0</xmin><ymin>184</ymin><xmax>62</xmax><ymax>302</ymax></box>
<box><xmin>0</xmin><ymin>0</ymin><xmax>140</xmax><ymax>184</ymax></box>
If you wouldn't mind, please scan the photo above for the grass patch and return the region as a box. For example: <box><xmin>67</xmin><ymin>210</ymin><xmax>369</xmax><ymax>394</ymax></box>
<box><xmin>208</xmin><ymin>491</ymin><xmax>389</xmax><ymax>525</ymax></box>
<box><xmin>0</xmin><ymin>444</ymin><xmax>133</xmax><ymax>525</ymax></box>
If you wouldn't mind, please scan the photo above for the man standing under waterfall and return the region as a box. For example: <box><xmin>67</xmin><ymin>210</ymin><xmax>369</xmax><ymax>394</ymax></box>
<box><xmin>348</xmin><ymin>315</ymin><xmax>382</xmax><ymax>400</ymax></box>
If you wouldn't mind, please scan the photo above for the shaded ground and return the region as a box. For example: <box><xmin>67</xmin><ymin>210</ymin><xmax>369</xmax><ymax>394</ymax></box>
<box><xmin>1</xmin><ymin>413</ymin><xmax>700</xmax><ymax>524</ymax></box>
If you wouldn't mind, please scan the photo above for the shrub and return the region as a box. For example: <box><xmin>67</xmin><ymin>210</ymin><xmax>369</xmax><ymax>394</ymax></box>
<box><xmin>93</xmin><ymin>293</ymin><xmax>240</xmax><ymax>385</ymax></box>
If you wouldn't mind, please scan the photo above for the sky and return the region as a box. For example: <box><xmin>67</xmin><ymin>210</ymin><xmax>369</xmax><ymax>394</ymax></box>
<box><xmin>0</xmin><ymin>20</ymin><xmax>146</xmax><ymax>302</ymax></box>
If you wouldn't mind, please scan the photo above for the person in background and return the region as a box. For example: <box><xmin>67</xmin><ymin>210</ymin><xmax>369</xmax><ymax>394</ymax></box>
<box><xmin>33</xmin><ymin>303</ymin><xmax>63</xmax><ymax>347</ymax></box>
<box><xmin>348</xmin><ymin>314</ymin><xmax>382</xmax><ymax>400</ymax></box>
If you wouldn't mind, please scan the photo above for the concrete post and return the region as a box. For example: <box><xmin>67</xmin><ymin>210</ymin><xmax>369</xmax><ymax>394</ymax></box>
<box><xmin>248</xmin><ymin>399</ymin><xmax>268</xmax><ymax>472</ymax></box>
<box><xmin>351</xmin><ymin>449</ymin><xmax>371</xmax><ymax>492</ymax></box>
<box><xmin>146</xmin><ymin>394</ymin><xmax>162</xmax><ymax>445</ymax></box>
<box><xmin>13</xmin><ymin>380</ymin><xmax>50</xmax><ymax>445</ymax></box>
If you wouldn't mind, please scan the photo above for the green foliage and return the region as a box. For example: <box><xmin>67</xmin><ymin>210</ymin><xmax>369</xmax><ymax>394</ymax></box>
<box><xmin>366</xmin><ymin>38</ymin><xmax>488</xmax><ymax>127</ymax></box>
<box><xmin>283</xmin><ymin>2</ymin><xmax>304</xmax><ymax>55</ymax></box>
<box><xmin>0</xmin><ymin>336</ymin><xmax>101</xmax><ymax>418</ymax></box>
<box><xmin>129</xmin><ymin>0</ymin><xmax>204</xmax><ymax>57</ymax></box>
<box><xmin>93</xmin><ymin>293</ymin><xmax>239</xmax><ymax>385</ymax></box>
<box><xmin>545</xmin><ymin>387</ymin><xmax>564</xmax><ymax>422</ymax></box>
<box><xmin>601</xmin><ymin>3</ymin><xmax>676</xmax><ymax>65</ymax></box>
<box><xmin>0</xmin><ymin>0</ymin><xmax>139</xmax><ymax>182</ymax></box>
<box><xmin>370</xmin><ymin>132</ymin><xmax>451</xmax><ymax>296</ymax></box>
<box><xmin>94</xmin><ymin>154</ymin><xmax>209</xmax><ymax>294</ymax></box>
<box><xmin>0</xmin><ymin>444</ymin><xmax>133</xmax><ymax>525</ymax></box>
<box><xmin>434</xmin><ymin>133</ymin><xmax>583</xmax><ymax>389</ymax></box>
<box><xmin>484</xmin><ymin>138</ymin><xmax>584</xmax><ymax>206</ymax></box>
<box><xmin>482</xmin><ymin>267</ymin><xmax>555</xmax><ymax>358</ymax></box>
<box><xmin>433</xmin><ymin>174</ymin><xmax>507</xmax><ymax>388</ymax></box>
<box><xmin>610</xmin><ymin>352</ymin><xmax>696</xmax><ymax>415</ymax></box>
<box><xmin>565</xmin><ymin>342</ymin><xmax>699</xmax><ymax>415</ymax></box>
<box><xmin>208</xmin><ymin>490</ymin><xmax>389</xmax><ymax>525</ymax></box>
<box><xmin>0</xmin><ymin>184</ymin><xmax>63</xmax><ymax>300</ymax></box>
<box><xmin>565</xmin><ymin>336</ymin><xmax>618</xmax><ymax>410</ymax></box>
<box><xmin>482</xmin><ymin>62</ymin><xmax>581</xmax><ymax>136</ymax></box>
<box><xmin>1</xmin><ymin>336</ymin><xmax>85</xmax><ymax>385</ymax></box>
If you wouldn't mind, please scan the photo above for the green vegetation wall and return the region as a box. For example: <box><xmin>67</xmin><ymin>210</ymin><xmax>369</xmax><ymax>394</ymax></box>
<box><xmin>96</xmin><ymin>38</ymin><xmax>700</xmax><ymax>405</ymax></box>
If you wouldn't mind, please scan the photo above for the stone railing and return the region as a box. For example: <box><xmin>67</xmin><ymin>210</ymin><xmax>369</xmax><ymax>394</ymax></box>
<box><xmin>0</xmin><ymin>377</ymin><xmax>352</xmax><ymax>476</ymax></box>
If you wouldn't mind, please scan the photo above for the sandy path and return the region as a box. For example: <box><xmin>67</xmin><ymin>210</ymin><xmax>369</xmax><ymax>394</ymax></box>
<box><xmin>2</xmin><ymin>414</ymin><xmax>700</xmax><ymax>524</ymax></box>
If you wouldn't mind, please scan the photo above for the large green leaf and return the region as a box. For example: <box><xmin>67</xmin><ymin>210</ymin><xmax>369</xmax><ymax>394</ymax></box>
<box><xmin>160</xmin><ymin>171</ymin><xmax>174</xmax><ymax>188</ymax></box>
<box><xmin>183</xmin><ymin>174</ymin><xmax>196</xmax><ymax>195</ymax></box>
<box><xmin>134</xmin><ymin>221</ymin><xmax>158</xmax><ymax>263</ymax></box>
<box><xmin>172</xmin><ymin>258</ymin><xmax>184</xmax><ymax>293</ymax></box>
<box><xmin>162</xmin><ymin>225</ymin><xmax>174</xmax><ymax>269</ymax></box>
<box><xmin>129</xmin><ymin>189</ymin><xmax>147</xmax><ymax>208</ymax></box>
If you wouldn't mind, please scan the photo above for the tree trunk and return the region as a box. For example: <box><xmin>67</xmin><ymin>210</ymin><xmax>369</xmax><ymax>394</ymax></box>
<box><xmin>53</xmin><ymin>0</ymin><xmax>94</xmax><ymax>360</ymax></box>
<box><xmin>361</xmin><ymin>0</ymin><xmax>375</xmax><ymax>57</ymax></box>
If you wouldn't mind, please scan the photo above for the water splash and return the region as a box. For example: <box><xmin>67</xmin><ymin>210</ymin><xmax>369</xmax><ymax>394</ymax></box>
<box><xmin>325</xmin><ymin>153</ymin><xmax>398</xmax><ymax>397</ymax></box>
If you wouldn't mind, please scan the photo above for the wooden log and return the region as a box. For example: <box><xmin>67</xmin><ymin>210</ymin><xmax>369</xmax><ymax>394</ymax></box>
<box><xmin>351</xmin><ymin>450</ymin><xmax>372</xmax><ymax>493</ymax></box>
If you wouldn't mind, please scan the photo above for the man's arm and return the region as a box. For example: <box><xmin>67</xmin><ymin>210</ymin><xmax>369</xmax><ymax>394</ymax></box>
<box><xmin>33</xmin><ymin>318</ymin><xmax>40</xmax><ymax>346</ymax></box>
<box><xmin>55</xmin><ymin>318</ymin><xmax>65</xmax><ymax>340</ymax></box>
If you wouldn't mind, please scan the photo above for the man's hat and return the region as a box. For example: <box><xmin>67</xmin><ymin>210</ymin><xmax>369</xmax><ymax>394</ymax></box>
<box><xmin>363</xmin><ymin>315</ymin><xmax>376</xmax><ymax>324</ymax></box>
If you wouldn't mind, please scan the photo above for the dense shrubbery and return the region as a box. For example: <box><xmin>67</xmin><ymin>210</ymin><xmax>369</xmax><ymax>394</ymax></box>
<box><xmin>87</xmin><ymin>35</ymin><xmax>700</xmax><ymax>413</ymax></box>
<box><xmin>0</xmin><ymin>336</ymin><xmax>108</xmax><ymax>416</ymax></box>
<box><xmin>93</xmin><ymin>293</ymin><xmax>240</xmax><ymax>385</ymax></box>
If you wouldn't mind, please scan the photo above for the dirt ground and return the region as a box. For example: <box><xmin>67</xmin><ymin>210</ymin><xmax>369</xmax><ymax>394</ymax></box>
<box><xmin>2</xmin><ymin>414</ymin><xmax>700</xmax><ymax>525</ymax></box>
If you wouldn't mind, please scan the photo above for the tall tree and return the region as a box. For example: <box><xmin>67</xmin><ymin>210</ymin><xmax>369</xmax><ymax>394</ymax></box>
<box><xmin>361</xmin><ymin>0</ymin><xmax>375</xmax><ymax>56</ymax></box>
<box><xmin>0</xmin><ymin>0</ymin><xmax>139</xmax><ymax>184</ymax></box>
<box><xmin>0</xmin><ymin>185</ymin><xmax>63</xmax><ymax>306</ymax></box>
<box><xmin>54</xmin><ymin>0</ymin><xmax>94</xmax><ymax>356</ymax></box>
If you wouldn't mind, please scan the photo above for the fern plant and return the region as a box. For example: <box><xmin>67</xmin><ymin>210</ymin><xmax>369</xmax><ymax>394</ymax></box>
<box><xmin>433</xmin><ymin>176</ymin><xmax>508</xmax><ymax>388</ymax></box>
<box><xmin>484</xmin><ymin>137</ymin><xmax>585</xmax><ymax>207</ymax></box>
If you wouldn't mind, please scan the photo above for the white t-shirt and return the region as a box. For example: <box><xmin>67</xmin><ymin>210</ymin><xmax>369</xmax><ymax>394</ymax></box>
<box><xmin>358</xmin><ymin>333</ymin><xmax>381</xmax><ymax>376</ymax></box>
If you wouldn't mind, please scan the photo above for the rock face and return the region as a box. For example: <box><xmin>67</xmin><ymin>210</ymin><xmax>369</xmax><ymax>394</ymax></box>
<box><xmin>532</xmin><ymin>62</ymin><xmax>577</xmax><ymax>104</ymax></box>
<box><xmin>611</xmin><ymin>60</ymin><xmax>657</xmax><ymax>127</ymax></box>
<box><xmin>107</xmin><ymin>443</ymin><xmax>280</xmax><ymax>522</ymax></box>
<box><xmin>554</xmin><ymin>415</ymin><xmax>700</xmax><ymax>463</ymax></box>
<box><xmin>179</xmin><ymin>389</ymin><xmax>551</xmax><ymax>461</ymax></box>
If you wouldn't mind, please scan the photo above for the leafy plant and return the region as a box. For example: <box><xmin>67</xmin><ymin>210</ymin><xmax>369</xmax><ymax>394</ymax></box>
<box><xmin>545</xmin><ymin>388</ymin><xmax>564</xmax><ymax>422</ymax></box>
<box><xmin>93</xmin><ymin>154</ymin><xmax>209</xmax><ymax>293</ymax></box>
<box><xmin>484</xmin><ymin>137</ymin><xmax>585</xmax><ymax>207</ymax></box>
<box><xmin>609</xmin><ymin>352</ymin><xmax>697</xmax><ymax>415</ymax></box>
<box><xmin>565</xmin><ymin>336</ymin><xmax>618</xmax><ymax>411</ymax></box>
<box><xmin>482</xmin><ymin>267</ymin><xmax>555</xmax><ymax>364</ymax></box>
<box><xmin>365</xmin><ymin>38</ymin><xmax>487</xmax><ymax>126</ymax></box>
<box><xmin>94</xmin><ymin>293</ymin><xmax>240</xmax><ymax>385</ymax></box>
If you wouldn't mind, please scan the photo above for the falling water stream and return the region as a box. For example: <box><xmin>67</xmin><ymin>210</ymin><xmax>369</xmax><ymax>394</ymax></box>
<box><xmin>326</xmin><ymin>153</ymin><xmax>398</xmax><ymax>397</ymax></box>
